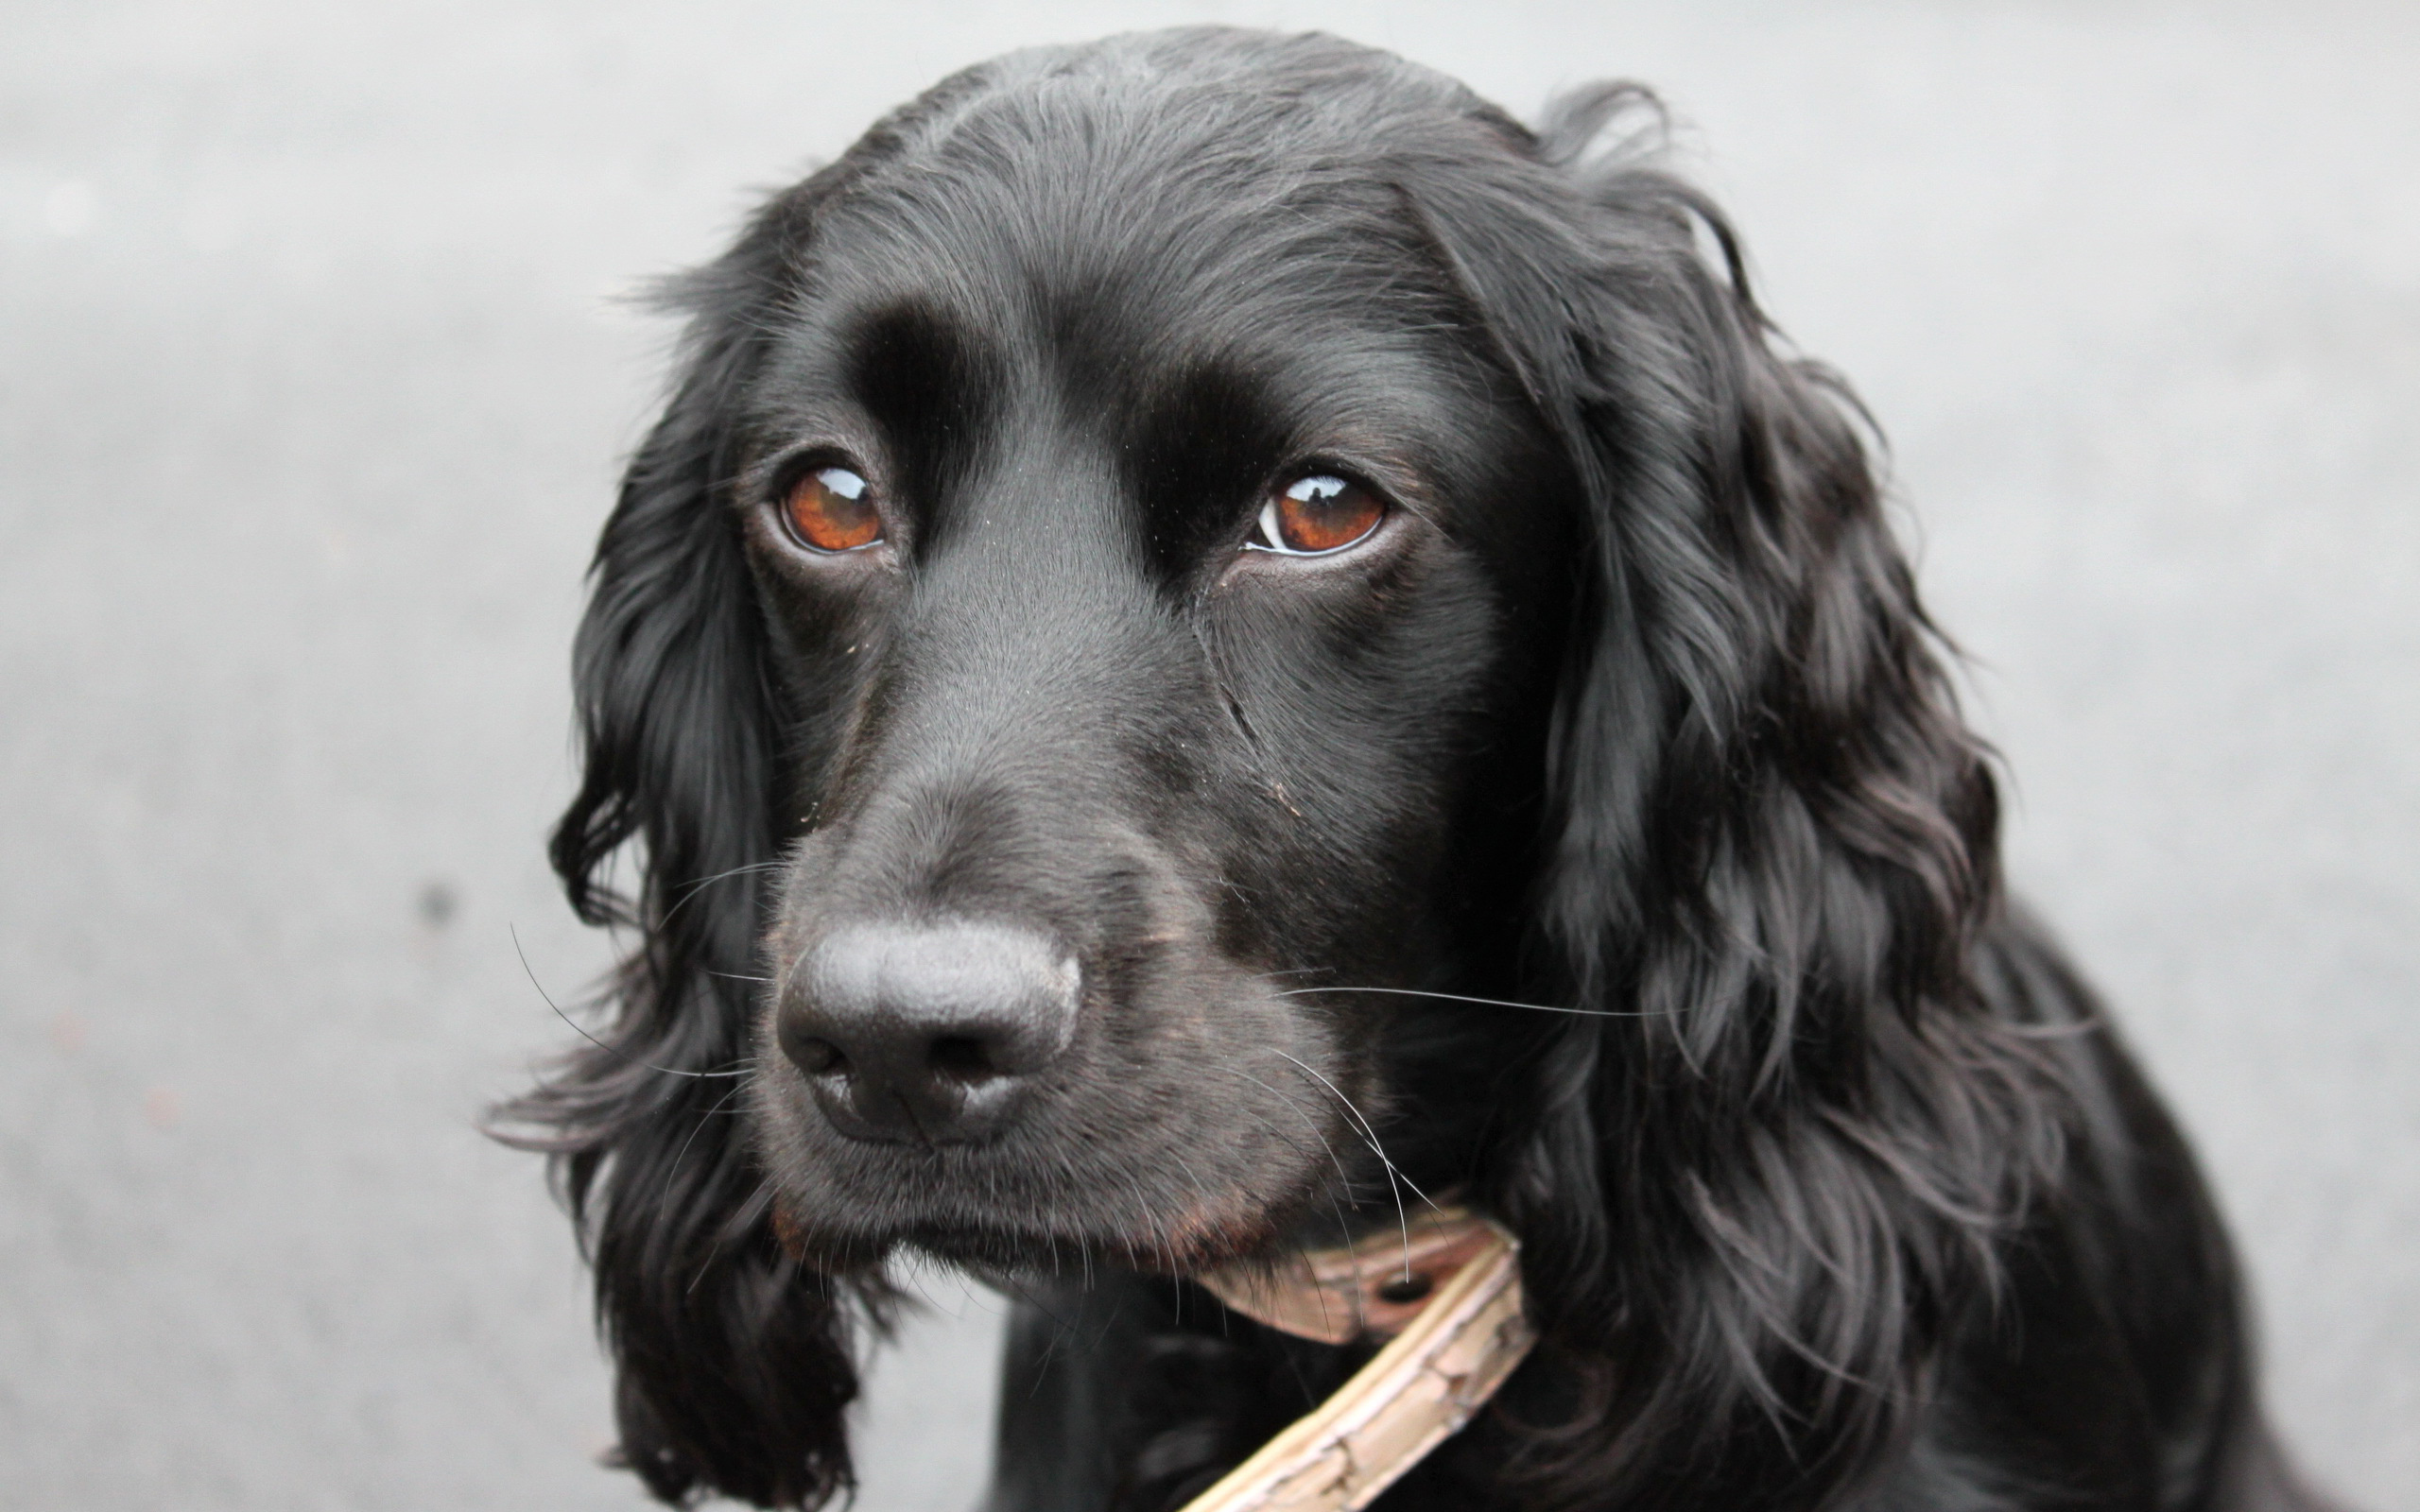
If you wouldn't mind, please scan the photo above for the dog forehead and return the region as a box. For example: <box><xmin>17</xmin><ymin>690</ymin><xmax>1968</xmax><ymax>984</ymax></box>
<box><xmin>797</xmin><ymin>46</ymin><xmax>1501</xmax><ymax>387</ymax></box>
<box><xmin>795</xmin><ymin>141</ymin><xmax>1466</xmax><ymax>400</ymax></box>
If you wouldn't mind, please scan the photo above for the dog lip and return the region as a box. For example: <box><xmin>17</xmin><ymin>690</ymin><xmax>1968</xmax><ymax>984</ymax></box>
<box><xmin>761</xmin><ymin>1156</ymin><xmax>1299</xmax><ymax>1273</ymax></box>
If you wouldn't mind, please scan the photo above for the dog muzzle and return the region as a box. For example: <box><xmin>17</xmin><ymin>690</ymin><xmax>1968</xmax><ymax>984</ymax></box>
<box><xmin>1184</xmin><ymin>1207</ymin><xmax>1537</xmax><ymax>1512</ymax></box>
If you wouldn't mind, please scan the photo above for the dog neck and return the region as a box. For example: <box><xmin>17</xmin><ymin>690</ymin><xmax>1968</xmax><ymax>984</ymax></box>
<box><xmin>1183</xmin><ymin>1209</ymin><xmax>1536</xmax><ymax>1512</ymax></box>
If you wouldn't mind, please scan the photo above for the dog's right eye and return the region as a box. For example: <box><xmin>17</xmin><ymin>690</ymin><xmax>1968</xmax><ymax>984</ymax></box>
<box><xmin>783</xmin><ymin>466</ymin><xmax>883</xmax><ymax>553</ymax></box>
<box><xmin>1248</xmin><ymin>474</ymin><xmax>1387</xmax><ymax>557</ymax></box>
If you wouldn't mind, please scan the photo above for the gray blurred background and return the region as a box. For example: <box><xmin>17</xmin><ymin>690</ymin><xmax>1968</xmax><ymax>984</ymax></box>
<box><xmin>2</xmin><ymin>1</ymin><xmax>2412</xmax><ymax>1507</ymax></box>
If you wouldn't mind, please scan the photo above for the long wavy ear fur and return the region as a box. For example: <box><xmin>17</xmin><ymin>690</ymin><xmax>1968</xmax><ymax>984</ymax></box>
<box><xmin>493</xmin><ymin>175</ymin><xmax>884</xmax><ymax>1509</ymax></box>
<box><xmin>1418</xmin><ymin>87</ymin><xmax>2076</xmax><ymax>1511</ymax></box>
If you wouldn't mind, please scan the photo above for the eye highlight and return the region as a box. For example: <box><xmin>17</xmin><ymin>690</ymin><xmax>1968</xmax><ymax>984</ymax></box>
<box><xmin>783</xmin><ymin>466</ymin><xmax>882</xmax><ymax>553</ymax></box>
<box><xmin>1249</xmin><ymin>474</ymin><xmax>1387</xmax><ymax>557</ymax></box>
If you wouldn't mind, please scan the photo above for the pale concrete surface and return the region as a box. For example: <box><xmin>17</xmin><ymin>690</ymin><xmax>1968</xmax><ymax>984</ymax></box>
<box><xmin>1</xmin><ymin>2</ymin><xmax>2411</xmax><ymax>1507</ymax></box>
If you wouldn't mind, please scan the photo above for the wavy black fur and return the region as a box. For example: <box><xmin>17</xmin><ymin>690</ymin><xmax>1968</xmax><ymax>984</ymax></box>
<box><xmin>498</xmin><ymin>29</ymin><xmax>2329</xmax><ymax>1512</ymax></box>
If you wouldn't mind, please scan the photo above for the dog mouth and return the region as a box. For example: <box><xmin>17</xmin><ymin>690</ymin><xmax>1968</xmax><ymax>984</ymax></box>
<box><xmin>751</xmin><ymin>1066</ymin><xmax>1362</xmax><ymax>1280</ymax></box>
<box><xmin>767</xmin><ymin>1182</ymin><xmax>1306</xmax><ymax>1278</ymax></box>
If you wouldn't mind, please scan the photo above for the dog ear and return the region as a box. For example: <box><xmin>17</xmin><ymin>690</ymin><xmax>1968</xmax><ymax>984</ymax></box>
<box><xmin>495</xmin><ymin>178</ymin><xmax>882</xmax><ymax>1510</ymax></box>
<box><xmin>1415</xmin><ymin>90</ymin><xmax>2074</xmax><ymax>1509</ymax></box>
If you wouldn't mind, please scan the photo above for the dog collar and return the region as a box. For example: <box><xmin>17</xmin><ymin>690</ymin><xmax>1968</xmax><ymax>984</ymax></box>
<box><xmin>1184</xmin><ymin>1209</ymin><xmax>1535</xmax><ymax>1512</ymax></box>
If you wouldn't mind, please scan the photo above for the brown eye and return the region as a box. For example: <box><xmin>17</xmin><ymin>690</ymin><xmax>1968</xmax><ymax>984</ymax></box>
<box><xmin>783</xmin><ymin>466</ymin><xmax>882</xmax><ymax>552</ymax></box>
<box><xmin>1252</xmin><ymin>474</ymin><xmax>1385</xmax><ymax>556</ymax></box>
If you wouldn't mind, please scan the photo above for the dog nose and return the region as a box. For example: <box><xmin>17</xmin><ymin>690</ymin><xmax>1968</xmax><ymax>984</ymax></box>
<box><xmin>778</xmin><ymin>922</ymin><xmax>1079</xmax><ymax>1144</ymax></box>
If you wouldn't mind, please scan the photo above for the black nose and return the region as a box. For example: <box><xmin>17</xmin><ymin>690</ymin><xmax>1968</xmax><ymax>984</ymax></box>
<box><xmin>777</xmin><ymin>922</ymin><xmax>1080</xmax><ymax>1144</ymax></box>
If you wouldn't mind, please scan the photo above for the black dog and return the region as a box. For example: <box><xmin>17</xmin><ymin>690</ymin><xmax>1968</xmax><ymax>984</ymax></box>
<box><xmin>504</xmin><ymin>28</ymin><xmax>2326</xmax><ymax>1512</ymax></box>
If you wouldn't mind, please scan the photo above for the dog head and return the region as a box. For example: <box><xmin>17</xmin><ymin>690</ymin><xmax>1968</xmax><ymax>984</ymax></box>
<box><xmin>728</xmin><ymin>56</ymin><xmax>1587</xmax><ymax>1277</ymax></box>
<box><xmin>510</xmin><ymin>28</ymin><xmax>2048</xmax><ymax>1511</ymax></box>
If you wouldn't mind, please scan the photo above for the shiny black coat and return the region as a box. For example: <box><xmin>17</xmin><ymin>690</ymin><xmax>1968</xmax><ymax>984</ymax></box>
<box><xmin>504</xmin><ymin>28</ymin><xmax>2324</xmax><ymax>1512</ymax></box>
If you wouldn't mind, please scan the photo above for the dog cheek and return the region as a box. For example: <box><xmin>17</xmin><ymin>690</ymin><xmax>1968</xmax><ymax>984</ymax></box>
<box><xmin>1202</xmin><ymin>570</ymin><xmax>1504</xmax><ymax>944</ymax></box>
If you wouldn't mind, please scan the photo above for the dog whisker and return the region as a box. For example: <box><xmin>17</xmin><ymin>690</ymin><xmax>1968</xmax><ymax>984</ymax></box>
<box><xmin>1198</xmin><ymin>1063</ymin><xmax>1369</xmax><ymax>1272</ymax></box>
<box><xmin>1275</xmin><ymin>984</ymin><xmax>1677</xmax><ymax>1017</ymax></box>
<box><xmin>661</xmin><ymin>1076</ymin><xmax>757</xmax><ymax>1211</ymax></box>
<box><xmin>510</xmin><ymin>924</ymin><xmax>751</xmax><ymax>1078</ymax></box>
<box><xmin>1206</xmin><ymin>1063</ymin><xmax>1360</xmax><ymax>1194</ymax></box>
<box><xmin>1270</xmin><ymin>1051</ymin><xmax>1433</xmax><ymax>1281</ymax></box>
<box><xmin>661</xmin><ymin>860</ymin><xmax>787</xmax><ymax>926</ymax></box>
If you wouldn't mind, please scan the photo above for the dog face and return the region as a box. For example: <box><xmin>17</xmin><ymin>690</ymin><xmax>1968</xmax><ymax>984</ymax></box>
<box><xmin>734</xmin><ymin>112</ymin><xmax>1573</xmax><ymax>1271</ymax></box>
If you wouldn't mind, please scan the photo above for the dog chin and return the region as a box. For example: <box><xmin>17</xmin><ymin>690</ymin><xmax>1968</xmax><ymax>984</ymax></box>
<box><xmin>908</xmin><ymin>1225</ymin><xmax>1264</xmax><ymax>1278</ymax></box>
<box><xmin>769</xmin><ymin>1194</ymin><xmax>1299</xmax><ymax>1279</ymax></box>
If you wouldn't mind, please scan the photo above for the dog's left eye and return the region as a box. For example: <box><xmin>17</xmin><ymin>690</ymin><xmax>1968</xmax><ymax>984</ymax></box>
<box><xmin>1249</xmin><ymin>474</ymin><xmax>1386</xmax><ymax>557</ymax></box>
<box><xmin>783</xmin><ymin>466</ymin><xmax>883</xmax><ymax>553</ymax></box>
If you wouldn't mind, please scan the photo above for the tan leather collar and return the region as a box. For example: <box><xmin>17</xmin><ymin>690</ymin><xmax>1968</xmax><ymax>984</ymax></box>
<box><xmin>1184</xmin><ymin>1209</ymin><xmax>1536</xmax><ymax>1512</ymax></box>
